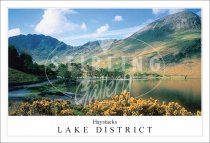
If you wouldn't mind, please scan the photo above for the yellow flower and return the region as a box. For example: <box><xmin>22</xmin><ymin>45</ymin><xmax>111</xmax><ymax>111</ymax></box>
<box><xmin>130</xmin><ymin>97</ymin><xmax>137</xmax><ymax>103</ymax></box>
<box><xmin>119</xmin><ymin>95</ymin><xmax>124</xmax><ymax>101</ymax></box>
<box><xmin>121</xmin><ymin>100</ymin><xmax>126</xmax><ymax>106</ymax></box>
<box><xmin>104</xmin><ymin>109</ymin><xmax>110</xmax><ymax>116</ymax></box>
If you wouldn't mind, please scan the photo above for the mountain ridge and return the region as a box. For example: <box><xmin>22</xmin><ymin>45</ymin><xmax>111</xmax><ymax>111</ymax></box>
<box><xmin>9</xmin><ymin>11</ymin><xmax>201</xmax><ymax>77</ymax></box>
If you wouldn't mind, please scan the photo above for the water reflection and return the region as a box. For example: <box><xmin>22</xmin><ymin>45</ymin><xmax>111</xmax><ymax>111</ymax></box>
<box><xmin>131</xmin><ymin>79</ymin><xmax>201</xmax><ymax>112</ymax></box>
<box><xmin>9</xmin><ymin>78</ymin><xmax>201</xmax><ymax>112</ymax></box>
<box><xmin>70</xmin><ymin>79</ymin><xmax>201</xmax><ymax>112</ymax></box>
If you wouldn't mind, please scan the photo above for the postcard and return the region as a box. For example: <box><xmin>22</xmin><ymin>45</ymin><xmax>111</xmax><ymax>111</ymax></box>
<box><xmin>1</xmin><ymin>0</ymin><xmax>209</xmax><ymax>142</ymax></box>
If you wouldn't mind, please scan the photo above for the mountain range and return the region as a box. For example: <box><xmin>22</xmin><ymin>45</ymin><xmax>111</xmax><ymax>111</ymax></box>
<box><xmin>9</xmin><ymin>11</ymin><xmax>201</xmax><ymax>77</ymax></box>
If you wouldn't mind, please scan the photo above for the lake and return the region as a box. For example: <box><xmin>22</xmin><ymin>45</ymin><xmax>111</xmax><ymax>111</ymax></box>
<box><xmin>131</xmin><ymin>79</ymin><xmax>201</xmax><ymax>112</ymax></box>
<box><xmin>9</xmin><ymin>79</ymin><xmax>201</xmax><ymax>112</ymax></box>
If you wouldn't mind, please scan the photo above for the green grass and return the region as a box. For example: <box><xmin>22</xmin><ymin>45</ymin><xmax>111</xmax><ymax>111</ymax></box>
<box><xmin>27</xmin><ymin>81</ymin><xmax>79</xmax><ymax>95</ymax></box>
<box><xmin>9</xmin><ymin>68</ymin><xmax>42</xmax><ymax>85</ymax></box>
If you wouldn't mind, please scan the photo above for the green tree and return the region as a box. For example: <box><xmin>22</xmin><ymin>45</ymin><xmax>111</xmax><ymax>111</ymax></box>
<box><xmin>86</xmin><ymin>65</ymin><xmax>94</xmax><ymax>77</ymax></box>
<box><xmin>57</xmin><ymin>64</ymin><xmax>71</xmax><ymax>80</ymax></box>
<box><xmin>125</xmin><ymin>74</ymin><xmax>130</xmax><ymax>79</ymax></box>
<box><xmin>46</xmin><ymin>63</ymin><xmax>57</xmax><ymax>77</ymax></box>
<box><xmin>9</xmin><ymin>45</ymin><xmax>20</xmax><ymax>69</ymax></box>
<box><xmin>68</xmin><ymin>63</ymin><xmax>82</xmax><ymax>80</ymax></box>
<box><xmin>19</xmin><ymin>52</ymin><xmax>33</xmax><ymax>72</ymax></box>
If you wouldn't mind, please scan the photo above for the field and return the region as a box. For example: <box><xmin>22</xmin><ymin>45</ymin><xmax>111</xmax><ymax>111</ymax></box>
<box><xmin>9</xmin><ymin>68</ymin><xmax>43</xmax><ymax>85</ymax></box>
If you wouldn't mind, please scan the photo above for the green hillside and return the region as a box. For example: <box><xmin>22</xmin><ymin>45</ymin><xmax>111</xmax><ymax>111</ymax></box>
<box><xmin>9</xmin><ymin>11</ymin><xmax>201</xmax><ymax>77</ymax></box>
<box><xmin>9</xmin><ymin>68</ymin><xmax>42</xmax><ymax>85</ymax></box>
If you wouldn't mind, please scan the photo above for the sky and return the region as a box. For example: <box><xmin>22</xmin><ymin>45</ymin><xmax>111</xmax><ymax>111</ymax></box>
<box><xmin>9</xmin><ymin>8</ymin><xmax>201</xmax><ymax>46</ymax></box>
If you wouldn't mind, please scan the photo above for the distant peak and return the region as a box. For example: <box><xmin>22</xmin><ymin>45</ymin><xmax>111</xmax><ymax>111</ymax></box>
<box><xmin>131</xmin><ymin>10</ymin><xmax>201</xmax><ymax>39</ymax></box>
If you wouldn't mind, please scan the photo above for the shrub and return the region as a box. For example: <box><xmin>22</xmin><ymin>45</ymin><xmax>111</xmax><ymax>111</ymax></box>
<box><xmin>9</xmin><ymin>91</ymin><xmax>201</xmax><ymax>116</ymax></box>
<box><xmin>85</xmin><ymin>90</ymin><xmax>201</xmax><ymax>116</ymax></box>
<box><xmin>9</xmin><ymin>99</ymin><xmax>75</xmax><ymax>116</ymax></box>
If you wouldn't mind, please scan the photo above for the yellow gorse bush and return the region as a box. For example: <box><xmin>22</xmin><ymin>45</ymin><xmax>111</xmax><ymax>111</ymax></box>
<box><xmin>10</xmin><ymin>99</ymin><xmax>77</xmax><ymax>116</ymax></box>
<box><xmin>85</xmin><ymin>90</ymin><xmax>201</xmax><ymax>116</ymax></box>
<box><xmin>9</xmin><ymin>90</ymin><xmax>201</xmax><ymax>116</ymax></box>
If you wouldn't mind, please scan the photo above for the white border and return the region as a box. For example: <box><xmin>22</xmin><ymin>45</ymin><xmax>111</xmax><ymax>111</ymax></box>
<box><xmin>1</xmin><ymin>1</ymin><xmax>209</xmax><ymax>142</ymax></box>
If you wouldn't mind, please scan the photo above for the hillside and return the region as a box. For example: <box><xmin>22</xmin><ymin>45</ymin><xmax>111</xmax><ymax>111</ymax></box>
<box><xmin>9</xmin><ymin>68</ymin><xmax>42</xmax><ymax>85</ymax></box>
<box><xmin>81</xmin><ymin>11</ymin><xmax>201</xmax><ymax>77</ymax></box>
<box><xmin>9</xmin><ymin>34</ymin><xmax>73</xmax><ymax>62</ymax></box>
<box><xmin>9</xmin><ymin>11</ymin><xmax>201</xmax><ymax>77</ymax></box>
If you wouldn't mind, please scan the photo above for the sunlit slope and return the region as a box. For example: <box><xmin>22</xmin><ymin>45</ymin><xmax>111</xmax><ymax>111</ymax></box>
<box><xmin>84</xmin><ymin>11</ymin><xmax>201</xmax><ymax>77</ymax></box>
<box><xmin>9</xmin><ymin>11</ymin><xmax>201</xmax><ymax>77</ymax></box>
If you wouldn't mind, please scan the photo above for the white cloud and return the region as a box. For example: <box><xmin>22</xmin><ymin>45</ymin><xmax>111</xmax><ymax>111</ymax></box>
<box><xmin>152</xmin><ymin>9</ymin><xmax>168</xmax><ymax>15</ymax></box>
<box><xmin>96</xmin><ymin>24</ymin><xmax>109</xmax><ymax>34</ymax></box>
<box><xmin>8</xmin><ymin>28</ymin><xmax>22</xmax><ymax>37</ymax></box>
<box><xmin>77</xmin><ymin>24</ymin><xmax>109</xmax><ymax>39</ymax></box>
<box><xmin>35</xmin><ymin>9</ymin><xmax>82</xmax><ymax>35</ymax></box>
<box><xmin>81</xmin><ymin>22</ymin><xmax>87</xmax><ymax>31</ymax></box>
<box><xmin>114</xmin><ymin>15</ymin><xmax>123</xmax><ymax>22</ymax></box>
<box><xmin>152</xmin><ymin>9</ymin><xmax>184</xmax><ymax>15</ymax></box>
<box><xmin>59</xmin><ymin>24</ymin><xmax>111</xmax><ymax>44</ymax></box>
<box><xmin>168</xmin><ymin>9</ymin><xmax>184</xmax><ymax>14</ymax></box>
<box><xmin>59</xmin><ymin>19</ymin><xmax>154</xmax><ymax>45</ymax></box>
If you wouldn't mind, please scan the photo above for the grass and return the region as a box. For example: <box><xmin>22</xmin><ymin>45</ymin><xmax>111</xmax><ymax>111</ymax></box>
<box><xmin>84</xmin><ymin>30</ymin><xmax>201</xmax><ymax>78</ymax></box>
<box><xmin>164</xmin><ymin>58</ymin><xmax>201</xmax><ymax>78</ymax></box>
<box><xmin>9</xmin><ymin>68</ymin><xmax>43</xmax><ymax>85</ymax></box>
<box><xmin>28</xmin><ymin>85</ymin><xmax>65</xmax><ymax>95</ymax></box>
<box><xmin>27</xmin><ymin>81</ymin><xmax>79</xmax><ymax>96</ymax></box>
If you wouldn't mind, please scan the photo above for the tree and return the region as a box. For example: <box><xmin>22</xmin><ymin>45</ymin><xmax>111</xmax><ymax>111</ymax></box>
<box><xmin>46</xmin><ymin>63</ymin><xmax>57</xmax><ymax>77</ymax></box>
<box><xmin>86</xmin><ymin>65</ymin><xmax>94</xmax><ymax>77</ymax></box>
<box><xmin>19</xmin><ymin>52</ymin><xmax>33</xmax><ymax>72</ymax></box>
<box><xmin>57</xmin><ymin>64</ymin><xmax>71</xmax><ymax>80</ymax></box>
<box><xmin>125</xmin><ymin>74</ymin><xmax>130</xmax><ymax>79</ymax></box>
<box><xmin>8</xmin><ymin>45</ymin><xmax>57</xmax><ymax>77</ymax></box>
<box><xmin>94</xmin><ymin>69</ymin><xmax>102</xmax><ymax>78</ymax></box>
<box><xmin>38</xmin><ymin>65</ymin><xmax>45</xmax><ymax>75</ymax></box>
<box><xmin>32</xmin><ymin>62</ymin><xmax>39</xmax><ymax>74</ymax></box>
<box><xmin>9</xmin><ymin>45</ymin><xmax>20</xmax><ymax>69</ymax></box>
<box><xmin>68</xmin><ymin>63</ymin><xmax>82</xmax><ymax>80</ymax></box>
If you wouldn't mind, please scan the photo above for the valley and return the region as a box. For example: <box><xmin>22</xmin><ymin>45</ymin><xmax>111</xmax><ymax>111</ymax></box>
<box><xmin>8</xmin><ymin>11</ymin><xmax>202</xmax><ymax>116</ymax></box>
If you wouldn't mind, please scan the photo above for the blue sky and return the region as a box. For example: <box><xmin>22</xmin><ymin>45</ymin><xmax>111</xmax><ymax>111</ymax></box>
<box><xmin>9</xmin><ymin>8</ymin><xmax>201</xmax><ymax>46</ymax></box>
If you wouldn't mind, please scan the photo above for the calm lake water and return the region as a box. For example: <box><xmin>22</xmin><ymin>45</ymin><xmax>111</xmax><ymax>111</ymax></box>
<box><xmin>131</xmin><ymin>79</ymin><xmax>201</xmax><ymax>112</ymax></box>
<box><xmin>9</xmin><ymin>79</ymin><xmax>201</xmax><ymax>112</ymax></box>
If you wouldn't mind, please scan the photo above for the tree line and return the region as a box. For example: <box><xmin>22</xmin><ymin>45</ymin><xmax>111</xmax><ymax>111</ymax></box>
<box><xmin>55</xmin><ymin>63</ymin><xmax>130</xmax><ymax>81</ymax></box>
<box><xmin>9</xmin><ymin>45</ymin><xmax>131</xmax><ymax>81</ymax></box>
<box><xmin>9</xmin><ymin>45</ymin><xmax>56</xmax><ymax>77</ymax></box>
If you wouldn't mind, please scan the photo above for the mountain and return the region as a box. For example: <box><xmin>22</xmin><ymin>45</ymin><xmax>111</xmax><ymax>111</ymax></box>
<box><xmin>9</xmin><ymin>34</ymin><xmax>117</xmax><ymax>63</ymax></box>
<box><xmin>9</xmin><ymin>34</ymin><xmax>73</xmax><ymax>62</ymax></box>
<box><xmin>81</xmin><ymin>11</ymin><xmax>201</xmax><ymax>76</ymax></box>
<box><xmin>129</xmin><ymin>11</ymin><xmax>201</xmax><ymax>62</ymax></box>
<box><xmin>132</xmin><ymin>11</ymin><xmax>200</xmax><ymax>40</ymax></box>
<box><xmin>109</xmin><ymin>11</ymin><xmax>201</xmax><ymax>54</ymax></box>
<box><xmin>8</xmin><ymin>11</ymin><xmax>201</xmax><ymax>77</ymax></box>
